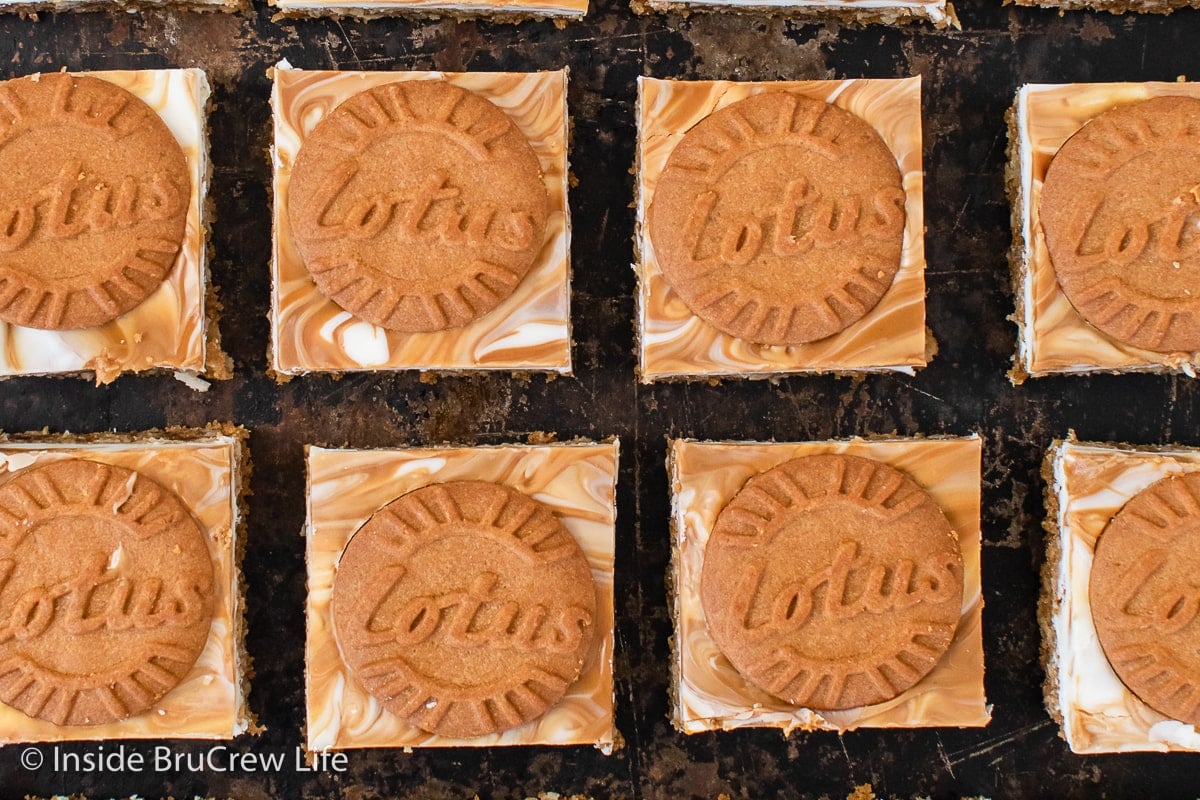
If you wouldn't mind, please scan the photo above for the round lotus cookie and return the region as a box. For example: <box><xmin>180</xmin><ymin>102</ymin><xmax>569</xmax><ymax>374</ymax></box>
<box><xmin>647</xmin><ymin>92</ymin><xmax>907</xmax><ymax>346</ymax></box>
<box><xmin>699</xmin><ymin>454</ymin><xmax>963</xmax><ymax>711</ymax></box>
<box><xmin>0</xmin><ymin>73</ymin><xmax>190</xmax><ymax>330</ymax></box>
<box><xmin>0</xmin><ymin>459</ymin><xmax>215</xmax><ymax>726</ymax></box>
<box><xmin>287</xmin><ymin>80</ymin><xmax>551</xmax><ymax>333</ymax></box>
<box><xmin>331</xmin><ymin>480</ymin><xmax>597</xmax><ymax>738</ymax></box>
<box><xmin>1090</xmin><ymin>471</ymin><xmax>1200</xmax><ymax>726</ymax></box>
<box><xmin>1040</xmin><ymin>95</ymin><xmax>1200</xmax><ymax>353</ymax></box>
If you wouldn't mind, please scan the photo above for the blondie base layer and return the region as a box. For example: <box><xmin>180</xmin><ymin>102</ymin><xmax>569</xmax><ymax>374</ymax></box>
<box><xmin>1007</xmin><ymin>82</ymin><xmax>1200</xmax><ymax>382</ymax></box>
<box><xmin>0</xmin><ymin>69</ymin><xmax>224</xmax><ymax>386</ymax></box>
<box><xmin>668</xmin><ymin>436</ymin><xmax>988</xmax><ymax>733</ymax></box>
<box><xmin>270</xmin><ymin>65</ymin><xmax>571</xmax><ymax>378</ymax></box>
<box><xmin>304</xmin><ymin>441</ymin><xmax>618</xmax><ymax>751</ymax></box>
<box><xmin>1041</xmin><ymin>437</ymin><xmax>1200</xmax><ymax>753</ymax></box>
<box><xmin>0</xmin><ymin>426</ymin><xmax>252</xmax><ymax>744</ymax></box>
<box><xmin>635</xmin><ymin>77</ymin><xmax>929</xmax><ymax>382</ymax></box>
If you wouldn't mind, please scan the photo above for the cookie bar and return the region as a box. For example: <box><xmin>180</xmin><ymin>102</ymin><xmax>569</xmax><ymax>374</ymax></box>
<box><xmin>0</xmin><ymin>426</ymin><xmax>253</xmax><ymax>743</ymax></box>
<box><xmin>304</xmin><ymin>441</ymin><xmax>618</xmax><ymax>751</ymax></box>
<box><xmin>635</xmin><ymin>77</ymin><xmax>929</xmax><ymax>382</ymax></box>
<box><xmin>669</xmin><ymin>436</ymin><xmax>988</xmax><ymax>733</ymax></box>
<box><xmin>0</xmin><ymin>69</ymin><xmax>225</xmax><ymax>386</ymax></box>
<box><xmin>1041</xmin><ymin>436</ymin><xmax>1200</xmax><ymax>753</ymax></box>
<box><xmin>1007</xmin><ymin>82</ymin><xmax>1200</xmax><ymax>382</ymax></box>
<box><xmin>270</xmin><ymin>65</ymin><xmax>571</xmax><ymax>378</ymax></box>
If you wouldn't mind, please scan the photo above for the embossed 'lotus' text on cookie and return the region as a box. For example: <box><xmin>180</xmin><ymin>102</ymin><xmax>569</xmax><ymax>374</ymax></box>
<box><xmin>365</xmin><ymin>570</ymin><xmax>591</xmax><ymax>654</ymax></box>
<box><xmin>700</xmin><ymin>454</ymin><xmax>963</xmax><ymax>711</ymax></box>
<box><xmin>1040</xmin><ymin>96</ymin><xmax>1200</xmax><ymax>353</ymax></box>
<box><xmin>1090</xmin><ymin>472</ymin><xmax>1200</xmax><ymax>726</ymax></box>
<box><xmin>0</xmin><ymin>74</ymin><xmax>190</xmax><ymax>331</ymax></box>
<box><xmin>648</xmin><ymin>93</ymin><xmax>906</xmax><ymax>346</ymax></box>
<box><xmin>0</xmin><ymin>459</ymin><xmax>215</xmax><ymax>726</ymax></box>
<box><xmin>332</xmin><ymin>481</ymin><xmax>596</xmax><ymax>738</ymax></box>
<box><xmin>287</xmin><ymin>81</ymin><xmax>551</xmax><ymax>333</ymax></box>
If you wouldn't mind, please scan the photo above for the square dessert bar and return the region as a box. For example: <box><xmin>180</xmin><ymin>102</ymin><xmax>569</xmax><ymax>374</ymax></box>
<box><xmin>0</xmin><ymin>69</ymin><xmax>224</xmax><ymax>386</ymax></box>
<box><xmin>270</xmin><ymin>65</ymin><xmax>572</xmax><ymax>377</ymax></box>
<box><xmin>0</xmin><ymin>426</ymin><xmax>252</xmax><ymax>744</ymax></box>
<box><xmin>635</xmin><ymin>77</ymin><xmax>928</xmax><ymax>382</ymax></box>
<box><xmin>668</xmin><ymin>436</ymin><xmax>988</xmax><ymax>733</ymax></box>
<box><xmin>304</xmin><ymin>440</ymin><xmax>618</xmax><ymax>751</ymax></box>
<box><xmin>1007</xmin><ymin>82</ymin><xmax>1200</xmax><ymax>382</ymax></box>
<box><xmin>631</xmin><ymin>0</ymin><xmax>955</xmax><ymax>28</ymax></box>
<box><xmin>1042</xmin><ymin>437</ymin><xmax>1200</xmax><ymax>753</ymax></box>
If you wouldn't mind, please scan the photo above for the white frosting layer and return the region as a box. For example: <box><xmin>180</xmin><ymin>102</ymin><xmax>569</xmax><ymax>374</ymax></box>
<box><xmin>0</xmin><ymin>69</ymin><xmax>212</xmax><ymax>385</ymax></box>
<box><xmin>1012</xmin><ymin>83</ymin><xmax>1200</xmax><ymax>379</ymax></box>
<box><xmin>0</xmin><ymin>434</ymin><xmax>249</xmax><ymax>743</ymax></box>
<box><xmin>669</xmin><ymin>437</ymin><xmax>989</xmax><ymax>733</ymax></box>
<box><xmin>270</xmin><ymin>66</ymin><xmax>572</xmax><ymax>375</ymax></box>
<box><xmin>305</xmin><ymin>442</ymin><xmax>618</xmax><ymax>751</ymax></box>
<box><xmin>1047</xmin><ymin>439</ymin><xmax>1200</xmax><ymax>753</ymax></box>
<box><xmin>635</xmin><ymin>78</ymin><xmax>928</xmax><ymax>382</ymax></box>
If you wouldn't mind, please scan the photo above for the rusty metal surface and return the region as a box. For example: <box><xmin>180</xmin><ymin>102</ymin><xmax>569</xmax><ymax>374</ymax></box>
<box><xmin>1</xmin><ymin>1</ymin><xmax>1200</xmax><ymax>798</ymax></box>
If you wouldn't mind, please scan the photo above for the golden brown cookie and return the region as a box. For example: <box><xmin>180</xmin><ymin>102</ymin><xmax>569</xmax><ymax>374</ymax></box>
<box><xmin>699</xmin><ymin>454</ymin><xmax>963</xmax><ymax>710</ymax></box>
<box><xmin>287</xmin><ymin>80</ymin><xmax>550</xmax><ymax>333</ymax></box>
<box><xmin>0</xmin><ymin>459</ymin><xmax>215</xmax><ymax>726</ymax></box>
<box><xmin>0</xmin><ymin>73</ymin><xmax>190</xmax><ymax>331</ymax></box>
<box><xmin>1090</xmin><ymin>471</ymin><xmax>1200</xmax><ymax>725</ymax></box>
<box><xmin>647</xmin><ymin>92</ymin><xmax>906</xmax><ymax>346</ymax></box>
<box><xmin>331</xmin><ymin>480</ymin><xmax>596</xmax><ymax>738</ymax></box>
<box><xmin>1040</xmin><ymin>96</ymin><xmax>1200</xmax><ymax>353</ymax></box>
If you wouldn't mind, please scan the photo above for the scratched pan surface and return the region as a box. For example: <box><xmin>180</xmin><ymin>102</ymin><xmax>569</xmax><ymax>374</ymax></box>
<box><xmin>1</xmin><ymin>2</ymin><xmax>1200</xmax><ymax>798</ymax></box>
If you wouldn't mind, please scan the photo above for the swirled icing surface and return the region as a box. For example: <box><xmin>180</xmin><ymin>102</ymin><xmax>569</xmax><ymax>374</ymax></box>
<box><xmin>305</xmin><ymin>442</ymin><xmax>617</xmax><ymax>751</ymax></box>
<box><xmin>271</xmin><ymin>66</ymin><xmax>571</xmax><ymax>376</ymax></box>
<box><xmin>669</xmin><ymin>437</ymin><xmax>988</xmax><ymax>733</ymax></box>
<box><xmin>0</xmin><ymin>434</ymin><xmax>248</xmax><ymax>743</ymax></box>
<box><xmin>1046</xmin><ymin>439</ymin><xmax>1200</xmax><ymax>753</ymax></box>
<box><xmin>1014</xmin><ymin>83</ymin><xmax>1200</xmax><ymax>378</ymax></box>
<box><xmin>636</xmin><ymin>77</ymin><xmax>927</xmax><ymax>382</ymax></box>
<box><xmin>0</xmin><ymin>69</ymin><xmax>210</xmax><ymax>385</ymax></box>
